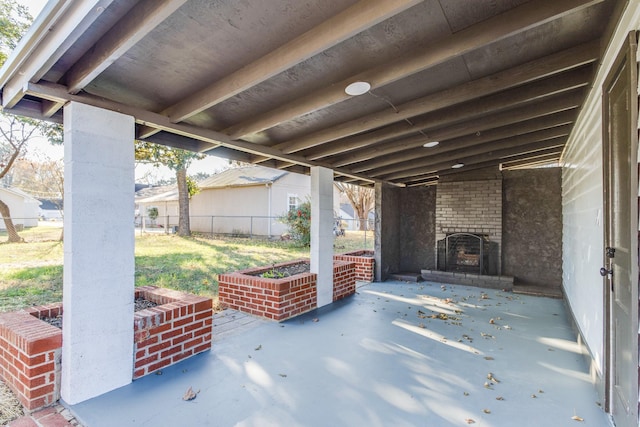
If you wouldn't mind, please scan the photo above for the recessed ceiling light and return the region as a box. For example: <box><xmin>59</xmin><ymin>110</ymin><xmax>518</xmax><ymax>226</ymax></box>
<box><xmin>451</xmin><ymin>162</ymin><xmax>465</xmax><ymax>169</ymax></box>
<box><xmin>345</xmin><ymin>81</ymin><xmax>371</xmax><ymax>96</ymax></box>
<box><xmin>423</xmin><ymin>141</ymin><xmax>439</xmax><ymax>148</ymax></box>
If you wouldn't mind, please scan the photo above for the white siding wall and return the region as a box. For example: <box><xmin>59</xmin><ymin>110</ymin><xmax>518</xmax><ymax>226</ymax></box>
<box><xmin>562</xmin><ymin>3</ymin><xmax>640</xmax><ymax>380</ymax></box>
<box><xmin>0</xmin><ymin>189</ymin><xmax>39</xmax><ymax>229</ymax></box>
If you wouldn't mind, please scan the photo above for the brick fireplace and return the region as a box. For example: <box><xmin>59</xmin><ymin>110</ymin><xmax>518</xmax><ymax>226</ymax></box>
<box><xmin>435</xmin><ymin>175</ymin><xmax>502</xmax><ymax>275</ymax></box>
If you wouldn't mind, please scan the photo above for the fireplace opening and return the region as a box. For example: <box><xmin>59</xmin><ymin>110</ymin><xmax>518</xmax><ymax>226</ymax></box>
<box><xmin>437</xmin><ymin>233</ymin><xmax>498</xmax><ymax>275</ymax></box>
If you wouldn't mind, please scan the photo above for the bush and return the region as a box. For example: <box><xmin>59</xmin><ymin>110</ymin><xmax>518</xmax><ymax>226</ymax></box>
<box><xmin>279</xmin><ymin>201</ymin><xmax>311</xmax><ymax>246</ymax></box>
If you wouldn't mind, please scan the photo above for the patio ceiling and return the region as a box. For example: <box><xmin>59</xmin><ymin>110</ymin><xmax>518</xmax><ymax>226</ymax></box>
<box><xmin>0</xmin><ymin>0</ymin><xmax>619</xmax><ymax>187</ymax></box>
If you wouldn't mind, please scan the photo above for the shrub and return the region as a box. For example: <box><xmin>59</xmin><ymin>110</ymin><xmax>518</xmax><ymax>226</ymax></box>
<box><xmin>279</xmin><ymin>201</ymin><xmax>311</xmax><ymax>246</ymax></box>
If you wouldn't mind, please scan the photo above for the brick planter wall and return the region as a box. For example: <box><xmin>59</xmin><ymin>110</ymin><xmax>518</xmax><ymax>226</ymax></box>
<box><xmin>219</xmin><ymin>259</ymin><xmax>356</xmax><ymax>321</ymax></box>
<box><xmin>0</xmin><ymin>305</ymin><xmax>62</xmax><ymax>411</ymax></box>
<box><xmin>133</xmin><ymin>286</ymin><xmax>213</xmax><ymax>378</ymax></box>
<box><xmin>334</xmin><ymin>250</ymin><xmax>375</xmax><ymax>282</ymax></box>
<box><xmin>332</xmin><ymin>260</ymin><xmax>357</xmax><ymax>300</ymax></box>
<box><xmin>0</xmin><ymin>287</ymin><xmax>212</xmax><ymax>412</ymax></box>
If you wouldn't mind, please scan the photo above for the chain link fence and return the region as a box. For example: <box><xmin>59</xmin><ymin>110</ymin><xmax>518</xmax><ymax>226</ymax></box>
<box><xmin>2</xmin><ymin>216</ymin><xmax>374</xmax><ymax>250</ymax></box>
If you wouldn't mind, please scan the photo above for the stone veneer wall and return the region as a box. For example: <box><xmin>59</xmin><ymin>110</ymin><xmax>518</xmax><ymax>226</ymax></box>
<box><xmin>436</xmin><ymin>170</ymin><xmax>503</xmax><ymax>273</ymax></box>
<box><xmin>502</xmin><ymin>168</ymin><xmax>562</xmax><ymax>288</ymax></box>
<box><xmin>400</xmin><ymin>186</ymin><xmax>437</xmax><ymax>271</ymax></box>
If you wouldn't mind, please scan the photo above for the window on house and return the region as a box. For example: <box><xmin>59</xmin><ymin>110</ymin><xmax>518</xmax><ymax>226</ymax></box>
<box><xmin>287</xmin><ymin>194</ymin><xmax>299</xmax><ymax>212</ymax></box>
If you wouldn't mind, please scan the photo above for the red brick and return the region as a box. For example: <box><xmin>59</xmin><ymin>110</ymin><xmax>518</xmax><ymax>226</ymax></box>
<box><xmin>161</xmin><ymin>328</ymin><xmax>183</xmax><ymax>340</ymax></box>
<box><xmin>147</xmin><ymin>358</ymin><xmax>172</xmax><ymax>373</ymax></box>
<box><xmin>134</xmin><ymin>354</ymin><xmax>158</xmax><ymax>369</ymax></box>
<box><xmin>148</xmin><ymin>340</ymin><xmax>172</xmax><ymax>354</ymax></box>
<box><xmin>160</xmin><ymin>346</ymin><xmax>181</xmax><ymax>359</ymax></box>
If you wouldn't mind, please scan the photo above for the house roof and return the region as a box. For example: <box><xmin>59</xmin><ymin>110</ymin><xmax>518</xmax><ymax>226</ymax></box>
<box><xmin>0</xmin><ymin>186</ymin><xmax>41</xmax><ymax>204</ymax></box>
<box><xmin>0</xmin><ymin>0</ymin><xmax>618</xmax><ymax>187</ymax></box>
<box><xmin>135</xmin><ymin>187</ymin><xmax>178</xmax><ymax>204</ymax></box>
<box><xmin>198</xmin><ymin>166</ymin><xmax>288</xmax><ymax>189</ymax></box>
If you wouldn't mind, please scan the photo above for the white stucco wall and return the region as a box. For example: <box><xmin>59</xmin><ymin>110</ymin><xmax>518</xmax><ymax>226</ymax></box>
<box><xmin>562</xmin><ymin>2</ymin><xmax>640</xmax><ymax>378</ymax></box>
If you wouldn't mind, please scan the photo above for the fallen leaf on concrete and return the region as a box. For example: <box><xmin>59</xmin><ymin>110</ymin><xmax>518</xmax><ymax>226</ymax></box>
<box><xmin>463</xmin><ymin>392</ymin><xmax>469</xmax><ymax>396</ymax></box>
<box><xmin>465</xmin><ymin>418</ymin><xmax>475</xmax><ymax>424</ymax></box>
<box><xmin>255</xmin><ymin>344</ymin><xmax>262</xmax><ymax>351</ymax></box>
<box><xmin>183</xmin><ymin>386</ymin><xmax>199</xmax><ymax>401</ymax></box>
<box><xmin>484</xmin><ymin>356</ymin><xmax>494</xmax><ymax>360</ymax></box>
<box><xmin>496</xmin><ymin>396</ymin><xmax>504</xmax><ymax>401</ymax></box>
<box><xmin>571</xmin><ymin>415</ymin><xmax>584</xmax><ymax>422</ymax></box>
<box><xmin>279</xmin><ymin>373</ymin><xmax>287</xmax><ymax>378</ymax></box>
<box><xmin>312</xmin><ymin>318</ymin><xmax>319</xmax><ymax>322</ymax></box>
<box><xmin>531</xmin><ymin>394</ymin><xmax>537</xmax><ymax>398</ymax></box>
<box><xmin>487</xmin><ymin>373</ymin><xmax>499</xmax><ymax>383</ymax></box>
<box><xmin>489</xmin><ymin>318</ymin><xmax>495</xmax><ymax>324</ymax></box>
<box><xmin>483</xmin><ymin>409</ymin><xmax>491</xmax><ymax>414</ymax></box>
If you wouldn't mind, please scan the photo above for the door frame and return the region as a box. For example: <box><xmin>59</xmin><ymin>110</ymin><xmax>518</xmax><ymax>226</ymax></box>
<box><xmin>602</xmin><ymin>30</ymin><xmax>639</xmax><ymax>424</ymax></box>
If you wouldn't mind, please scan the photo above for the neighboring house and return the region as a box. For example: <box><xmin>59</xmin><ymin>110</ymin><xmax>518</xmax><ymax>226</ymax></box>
<box><xmin>0</xmin><ymin>186</ymin><xmax>40</xmax><ymax>229</ymax></box>
<box><xmin>135</xmin><ymin>165</ymin><xmax>341</xmax><ymax>236</ymax></box>
<box><xmin>134</xmin><ymin>185</ymin><xmax>178</xmax><ymax>227</ymax></box>
<box><xmin>37</xmin><ymin>198</ymin><xmax>63</xmax><ymax>221</ymax></box>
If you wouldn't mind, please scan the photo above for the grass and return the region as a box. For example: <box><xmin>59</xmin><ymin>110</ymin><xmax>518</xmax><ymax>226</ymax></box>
<box><xmin>0</xmin><ymin>228</ymin><xmax>373</xmax><ymax>312</ymax></box>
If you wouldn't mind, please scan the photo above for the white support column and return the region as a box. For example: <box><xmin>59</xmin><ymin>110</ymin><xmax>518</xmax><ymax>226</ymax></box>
<box><xmin>61</xmin><ymin>102</ymin><xmax>135</xmax><ymax>404</ymax></box>
<box><xmin>311</xmin><ymin>166</ymin><xmax>334</xmax><ymax>307</ymax></box>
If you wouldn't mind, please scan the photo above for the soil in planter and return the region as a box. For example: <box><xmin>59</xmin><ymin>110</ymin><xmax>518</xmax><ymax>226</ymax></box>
<box><xmin>40</xmin><ymin>298</ymin><xmax>159</xmax><ymax>329</ymax></box>
<box><xmin>255</xmin><ymin>262</ymin><xmax>310</xmax><ymax>278</ymax></box>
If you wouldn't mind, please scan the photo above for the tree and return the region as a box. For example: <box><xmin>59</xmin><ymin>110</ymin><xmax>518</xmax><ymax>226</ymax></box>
<box><xmin>135</xmin><ymin>141</ymin><xmax>204</xmax><ymax>236</ymax></box>
<box><xmin>335</xmin><ymin>182</ymin><xmax>375</xmax><ymax>231</ymax></box>
<box><xmin>0</xmin><ymin>0</ymin><xmax>62</xmax><ymax>242</ymax></box>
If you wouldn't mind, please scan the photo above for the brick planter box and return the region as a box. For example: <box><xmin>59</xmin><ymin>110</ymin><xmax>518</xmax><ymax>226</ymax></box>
<box><xmin>133</xmin><ymin>286</ymin><xmax>213</xmax><ymax>378</ymax></box>
<box><xmin>218</xmin><ymin>259</ymin><xmax>356</xmax><ymax>321</ymax></box>
<box><xmin>334</xmin><ymin>250</ymin><xmax>375</xmax><ymax>282</ymax></box>
<box><xmin>0</xmin><ymin>286</ymin><xmax>212</xmax><ymax>412</ymax></box>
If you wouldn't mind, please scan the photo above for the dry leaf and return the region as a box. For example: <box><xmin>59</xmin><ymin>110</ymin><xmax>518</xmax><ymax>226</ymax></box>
<box><xmin>487</xmin><ymin>373</ymin><xmax>500</xmax><ymax>383</ymax></box>
<box><xmin>312</xmin><ymin>318</ymin><xmax>319</xmax><ymax>322</ymax></box>
<box><xmin>465</xmin><ymin>418</ymin><xmax>475</xmax><ymax>424</ymax></box>
<box><xmin>463</xmin><ymin>391</ymin><xmax>469</xmax><ymax>396</ymax></box>
<box><xmin>531</xmin><ymin>394</ymin><xmax>537</xmax><ymax>398</ymax></box>
<box><xmin>183</xmin><ymin>386</ymin><xmax>198</xmax><ymax>401</ymax></box>
<box><xmin>418</xmin><ymin>323</ymin><xmax>426</xmax><ymax>329</ymax></box>
<box><xmin>279</xmin><ymin>373</ymin><xmax>287</xmax><ymax>378</ymax></box>
<box><xmin>484</xmin><ymin>356</ymin><xmax>494</xmax><ymax>360</ymax></box>
<box><xmin>489</xmin><ymin>318</ymin><xmax>495</xmax><ymax>324</ymax></box>
<box><xmin>484</xmin><ymin>382</ymin><xmax>492</xmax><ymax>389</ymax></box>
<box><xmin>571</xmin><ymin>415</ymin><xmax>584</xmax><ymax>422</ymax></box>
<box><xmin>255</xmin><ymin>344</ymin><xmax>262</xmax><ymax>351</ymax></box>
<box><xmin>495</xmin><ymin>396</ymin><xmax>504</xmax><ymax>401</ymax></box>
<box><xmin>483</xmin><ymin>409</ymin><xmax>491</xmax><ymax>414</ymax></box>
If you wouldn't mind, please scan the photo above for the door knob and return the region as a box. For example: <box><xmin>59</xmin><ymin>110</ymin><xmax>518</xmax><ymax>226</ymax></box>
<box><xmin>600</xmin><ymin>267</ymin><xmax>613</xmax><ymax>277</ymax></box>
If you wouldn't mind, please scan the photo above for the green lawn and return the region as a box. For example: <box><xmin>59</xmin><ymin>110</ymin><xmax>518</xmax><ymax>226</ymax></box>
<box><xmin>0</xmin><ymin>229</ymin><xmax>373</xmax><ymax>312</ymax></box>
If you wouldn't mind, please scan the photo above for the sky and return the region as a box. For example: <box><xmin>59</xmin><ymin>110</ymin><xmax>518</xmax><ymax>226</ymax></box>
<box><xmin>16</xmin><ymin>0</ymin><xmax>230</xmax><ymax>183</ymax></box>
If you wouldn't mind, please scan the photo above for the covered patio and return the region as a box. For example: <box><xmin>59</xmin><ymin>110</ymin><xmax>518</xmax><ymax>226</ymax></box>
<box><xmin>1</xmin><ymin>0</ymin><xmax>639</xmax><ymax>426</ymax></box>
<box><xmin>68</xmin><ymin>281</ymin><xmax>609</xmax><ymax>426</ymax></box>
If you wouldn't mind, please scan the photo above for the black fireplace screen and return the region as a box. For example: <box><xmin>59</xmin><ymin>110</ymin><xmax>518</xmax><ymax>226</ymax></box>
<box><xmin>437</xmin><ymin>233</ymin><xmax>498</xmax><ymax>275</ymax></box>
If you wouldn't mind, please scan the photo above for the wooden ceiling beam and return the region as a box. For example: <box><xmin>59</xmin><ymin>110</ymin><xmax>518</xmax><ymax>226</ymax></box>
<box><xmin>64</xmin><ymin>0</ymin><xmax>188</xmax><ymax>94</ymax></box>
<box><xmin>275</xmin><ymin>39</ymin><xmax>599</xmax><ymax>154</ymax></box>
<box><xmin>23</xmin><ymin>81</ymin><xmax>375</xmax><ymax>184</ymax></box>
<box><xmin>349</xmin><ymin>93</ymin><xmax>581</xmax><ymax>173</ymax></box>
<box><xmin>436</xmin><ymin>150</ymin><xmax>563</xmax><ymax>178</ymax></box>
<box><xmin>501</xmin><ymin>155</ymin><xmax>561</xmax><ymax>169</ymax></box>
<box><xmin>338</xmin><ymin>107</ymin><xmax>577</xmax><ymax>172</ymax></box>
<box><xmin>380</xmin><ymin>138</ymin><xmax>566</xmax><ymax>180</ymax></box>
<box><xmin>226</xmin><ymin>0</ymin><xmax>603</xmax><ymax>140</ymax></box>
<box><xmin>306</xmin><ymin>65</ymin><xmax>592</xmax><ymax>162</ymax></box>
<box><xmin>162</xmin><ymin>0</ymin><xmax>421</xmax><ymax>124</ymax></box>
<box><xmin>378</xmin><ymin>123</ymin><xmax>572</xmax><ymax>177</ymax></box>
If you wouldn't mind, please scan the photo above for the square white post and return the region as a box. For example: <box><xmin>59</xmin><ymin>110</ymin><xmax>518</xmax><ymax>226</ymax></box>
<box><xmin>311</xmin><ymin>166</ymin><xmax>334</xmax><ymax>307</ymax></box>
<box><xmin>61</xmin><ymin>102</ymin><xmax>135</xmax><ymax>404</ymax></box>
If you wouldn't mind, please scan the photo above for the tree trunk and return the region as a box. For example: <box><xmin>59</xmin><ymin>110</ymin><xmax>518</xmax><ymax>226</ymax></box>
<box><xmin>354</xmin><ymin>207</ymin><xmax>367</xmax><ymax>231</ymax></box>
<box><xmin>0</xmin><ymin>199</ymin><xmax>24</xmax><ymax>243</ymax></box>
<box><xmin>176</xmin><ymin>167</ymin><xmax>191</xmax><ymax>237</ymax></box>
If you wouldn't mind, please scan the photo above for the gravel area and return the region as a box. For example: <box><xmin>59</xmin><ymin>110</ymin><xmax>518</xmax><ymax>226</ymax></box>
<box><xmin>41</xmin><ymin>298</ymin><xmax>158</xmax><ymax>329</ymax></box>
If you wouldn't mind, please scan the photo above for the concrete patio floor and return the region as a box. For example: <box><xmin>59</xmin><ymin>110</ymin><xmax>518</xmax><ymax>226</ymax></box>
<box><xmin>68</xmin><ymin>281</ymin><xmax>611</xmax><ymax>427</ymax></box>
